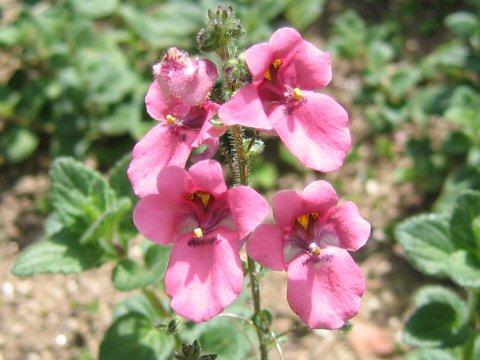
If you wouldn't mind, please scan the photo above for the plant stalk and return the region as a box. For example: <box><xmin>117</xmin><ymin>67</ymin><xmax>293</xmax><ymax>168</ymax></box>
<box><xmin>230</xmin><ymin>124</ymin><xmax>269</xmax><ymax>360</ymax></box>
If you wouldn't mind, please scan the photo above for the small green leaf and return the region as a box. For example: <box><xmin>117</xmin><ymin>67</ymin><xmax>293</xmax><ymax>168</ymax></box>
<box><xmin>99</xmin><ymin>314</ymin><xmax>175</xmax><ymax>360</ymax></box>
<box><xmin>446</xmin><ymin>250</ymin><xmax>480</xmax><ymax>288</ymax></box>
<box><xmin>50</xmin><ymin>157</ymin><xmax>115</xmax><ymax>231</ymax></box>
<box><xmin>395</xmin><ymin>214</ymin><xmax>453</xmax><ymax>278</ymax></box>
<box><xmin>112</xmin><ymin>245</ymin><xmax>171</xmax><ymax>291</ymax></box>
<box><xmin>405</xmin><ymin>348</ymin><xmax>456</xmax><ymax>360</ymax></box>
<box><xmin>285</xmin><ymin>0</ymin><xmax>325</xmax><ymax>30</ymax></box>
<box><xmin>12</xmin><ymin>230</ymin><xmax>103</xmax><ymax>276</ymax></box>
<box><xmin>109</xmin><ymin>153</ymin><xmax>134</xmax><ymax>200</ymax></box>
<box><xmin>1</xmin><ymin>127</ymin><xmax>39</xmax><ymax>163</ymax></box>
<box><xmin>200</xmin><ymin>324</ymin><xmax>250</xmax><ymax>360</ymax></box>
<box><xmin>445</xmin><ymin>12</ymin><xmax>479</xmax><ymax>37</ymax></box>
<box><xmin>403</xmin><ymin>286</ymin><xmax>469</xmax><ymax>348</ymax></box>
<box><xmin>450</xmin><ymin>191</ymin><xmax>480</xmax><ymax>251</ymax></box>
<box><xmin>72</xmin><ymin>0</ymin><xmax>118</xmax><ymax>19</ymax></box>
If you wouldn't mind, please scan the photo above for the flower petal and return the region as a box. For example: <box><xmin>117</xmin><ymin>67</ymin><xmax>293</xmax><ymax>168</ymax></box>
<box><xmin>133</xmin><ymin>194</ymin><xmax>194</xmax><ymax>244</ymax></box>
<box><xmin>286</xmin><ymin>247</ymin><xmax>365</xmax><ymax>329</ymax></box>
<box><xmin>155</xmin><ymin>165</ymin><xmax>192</xmax><ymax>202</ymax></box>
<box><xmin>269</xmin><ymin>27</ymin><xmax>303</xmax><ymax>62</ymax></box>
<box><xmin>272</xmin><ymin>190</ymin><xmax>303</xmax><ymax>230</ymax></box>
<box><xmin>280</xmin><ymin>41</ymin><xmax>332</xmax><ymax>90</ymax></box>
<box><xmin>190</xmin><ymin>138</ymin><xmax>220</xmax><ymax>163</ymax></box>
<box><xmin>246</xmin><ymin>224</ymin><xmax>285</xmax><ymax>271</ymax></box>
<box><xmin>165</xmin><ymin>228</ymin><xmax>243</xmax><ymax>322</ymax></box>
<box><xmin>188</xmin><ymin>160</ymin><xmax>227</xmax><ymax>198</ymax></box>
<box><xmin>245</xmin><ymin>43</ymin><xmax>274</xmax><ymax>84</ymax></box>
<box><xmin>145</xmin><ymin>81</ymin><xmax>190</xmax><ymax>120</ymax></box>
<box><xmin>218</xmin><ymin>84</ymin><xmax>273</xmax><ymax>131</ymax></box>
<box><xmin>195</xmin><ymin>101</ymin><xmax>225</xmax><ymax>146</ymax></box>
<box><xmin>128</xmin><ymin>123</ymin><xmax>197</xmax><ymax>197</ymax></box>
<box><xmin>270</xmin><ymin>91</ymin><xmax>351</xmax><ymax>173</ymax></box>
<box><xmin>301</xmin><ymin>180</ymin><xmax>338</xmax><ymax>216</ymax></box>
<box><xmin>227</xmin><ymin>185</ymin><xmax>269</xmax><ymax>240</ymax></box>
<box><xmin>331</xmin><ymin>201</ymin><xmax>371</xmax><ymax>251</ymax></box>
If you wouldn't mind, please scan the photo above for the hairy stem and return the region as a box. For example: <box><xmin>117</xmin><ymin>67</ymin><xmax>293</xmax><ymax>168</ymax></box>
<box><xmin>230</xmin><ymin>125</ymin><xmax>269</xmax><ymax>359</ymax></box>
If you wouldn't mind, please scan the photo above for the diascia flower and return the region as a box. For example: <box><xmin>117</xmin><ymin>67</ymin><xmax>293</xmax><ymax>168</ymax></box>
<box><xmin>133</xmin><ymin>160</ymin><xmax>269</xmax><ymax>322</ymax></box>
<box><xmin>128</xmin><ymin>48</ymin><xmax>224</xmax><ymax>197</ymax></box>
<box><xmin>218</xmin><ymin>27</ymin><xmax>351</xmax><ymax>173</ymax></box>
<box><xmin>246</xmin><ymin>181</ymin><xmax>370</xmax><ymax>329</ymax></box>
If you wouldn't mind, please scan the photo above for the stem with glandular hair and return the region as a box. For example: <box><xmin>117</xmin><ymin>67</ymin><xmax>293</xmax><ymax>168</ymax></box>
<box><xmin>230</xmin><ymin>124</ymin><xmax>269</xmax><ymax>360</ymax></box>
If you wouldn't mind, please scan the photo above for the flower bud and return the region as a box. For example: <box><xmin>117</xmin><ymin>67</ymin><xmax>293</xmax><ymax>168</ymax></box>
<box><xmin>153</xmin><ymin>47</ymin><xmax>218</xmax><ymax>106</ymax></box>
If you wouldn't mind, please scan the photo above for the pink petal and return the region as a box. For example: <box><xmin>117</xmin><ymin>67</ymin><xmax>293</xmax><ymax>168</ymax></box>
<box><xmin>145</xmin><ymin>81</ymin><xmax>190</xmax><ymax>120</ymax></box>
<box><xmin>188</xmin><ymin>160</ymin><xmax>227</xmax><ymax>198</ymax></box>
<box><xmin>190</xmin><ymin>138</ymin><xmax>220</xmax><ymax>163</ymax></box>
<box><xmin>218</xmin><ymin>84</ymin><xmax>273</xmax><ymax>131</ymax></box>
<box><xmin>133</xmin><ymin>194</ymin><xmax>193</xmax><ymax>244</ymax></box>
<box><xmin>272</xmin><ymin>190</ymin><xmax>303</xmax><ymax>230</ymax></box>
<box><xmin>155</xmin><ymin>165</ymin><xmax>192</xmax><ymax>201</ymax></box>
<box><xmin>195</xmin><ymin>101</ymin><xmax>225</xmax><ymax>146</ymax></box>
<box><xmin>227</xmin><ymin>185</ymin><xmax>269</xmax><ymax>240</ymax></box>
<box><xmin>165</xmin><ymin>228</ymin><xmax>243</xmax><ymax>322</ymax></box>
<box><xmin>280</xmin><ymin>41</ymin><xmax>332</xmax><ymax>90</ymax></box>
<box><xmin>270</xmin><ymin>91</ymin><xmax>351</xmax><ymax>173</ymax></box>
<box><xmin>181</xmin><ymin>59</ymin><xmax>218</xmax><ymax>106</ymax></box>
<box><xmin>331</xmin><ymin>201</ymin><xmax>371</xmax><ymax>251</ymax></box>
<box><xmin>127</xmin><ymin>123</ymin><xmax>197</xmax><ymax>197</ymax></box>
<box><xmin>269</xmin><ymin>27</ymin><xmax>303</xmax><ymax>62</ymax></box>
<box><xmin>245</xmin><ymin>43</ymin><xmax>274</xmax><ymax>84</ymax></box>
<box><xmin>246</xmin><ymin>224</ymin><xmax>285</xmax><ymax>271</ymax></box>
<box><xmin>301</xmin><ymin>180</ymin><xmax>338</xmax><ymax>216</ymax></box>
<box><xmin>286</xmin><ymin>247</ymin><xmax>365</xmax><ymax>329</ymax></box>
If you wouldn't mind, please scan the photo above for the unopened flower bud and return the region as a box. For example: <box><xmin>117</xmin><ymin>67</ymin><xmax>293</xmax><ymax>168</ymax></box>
<box><xmin>153</xmin><ymin>47</ymin><xmax>218</xmax><ymax>106</ymax></box>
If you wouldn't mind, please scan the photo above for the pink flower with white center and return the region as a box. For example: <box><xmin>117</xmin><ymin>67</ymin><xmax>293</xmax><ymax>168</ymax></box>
<box><xmin>133</xmin><ymin>160</ymin><xmax>269</xmax><ymax>322</ymax></box>
<box><xmin>128</xmin><ymin>48</ymin><xmax>224</xmax><ymax>197</ymax></box>
<box><xmin>246</xmin><ymin>181</ymin><xmax>370</xmax><ymax>329</ymax></box>
<box><xmin>218</xmin><ymin>27</ymin><xmax>351</xmax><ymax>173</ymax></box>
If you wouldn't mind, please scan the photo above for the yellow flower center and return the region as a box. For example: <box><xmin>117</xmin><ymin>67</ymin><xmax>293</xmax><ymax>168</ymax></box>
<box><xmin>309</xmin><ymin>243</ymin><xmax>322</xmax><ymax>257</ymax></box>
<box><xmin>295</xmin><ymin>212</ymin><xmax>319</xmax><ymax>231</ymax></box>
<box><xmin>186</xmin><ymin>191</ymin><xmax>212</xmax><ymax>208</ymax></box>
<box><xmin>193</xmin><ymin>228</ymin><xmax>204</xmax><ymax>238</ymax></box>
<box><xmin>166</xmin><ymin>114</ymin><xmax>177</xmax><ymax>125</ymax></box>
<box><xmin>264</xmin><ymin>58</ymin><xmax>283</xmax><ymax>81</ymax></box>
<box><xmin>292</xmin><ymin>88</ymin><xmax>303</xmax><ymax>101</ymax></box>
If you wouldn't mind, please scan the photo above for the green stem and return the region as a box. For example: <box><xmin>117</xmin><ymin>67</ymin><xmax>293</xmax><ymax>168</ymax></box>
<box><xmin>142</xmin><ymin>288</ymin><xmax>169</xmax><ymax>318</ymax></box>
<box><xmin>230</xmin><ymin>125</ymin><xmax>269</xmax><ymax>359</ymax></box>
<box><xmin>463</xmin><ymin>289</ymin><xmax>479</xmax><ymax>360</ymax></box>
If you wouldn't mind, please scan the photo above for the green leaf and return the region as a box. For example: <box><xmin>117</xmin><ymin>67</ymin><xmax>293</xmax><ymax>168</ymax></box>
<box><xmin>12</xmin><ymin>230</ymin><xmax>103</xmax><ymax>276</ymax></box>
<box><xmin>1</xmin><ymin>127</ymin><xmax>39</xmax><ymax>163</ymax></box>
<box><xmin>109</xmin><ymin>153</ymin><xmax>135</xmax><ymax>201</ymax></box>
<box><xmin>112</xmin><ymin>245</ymin><xmax>171</xmax><ymax>291</ymax></box>
<box><xmin>395</xmin><ymin>214</ymin><xmax>453</xmax><ymax>278</ymax></box>
<box><xmin>99</xmin><ymin>314</ymin><xmax>175</xmax><ymax>360</ymax></box>
<box><xmin>72</xmin><ymin>0</ymin><xmax>118</xmax><ymax>19</ymax></box>
<box><xmin>79</xmin><ymin>197</ymin><xmax>131</xmax><ymax>245</ymax></box>
<box><xmin>50</xmin><ymin>157</ymin><xmax>115</xmax><ymax>231</ymax></box>
<box><xmin>199</xmin><ymin>323</ymin><xmax>250</xmax><ymax>360</ymax></box>
<box><xmin>446</xmin><ymin>250</ymin><xmax>480</xmax><ymax>288</ymax></box>
<box><xmin>403</xmin><ymin>286</ymin><xmax>469</xmax><ymax>348</ymax></box>
<box><xmin>405</xmin><ymin>348</ymin><xmax>456</xmax><ymax>360</ymax></box>
<box><xmin>445</xmin><ymin>12</ymin><xmax>479</xmax><ymax>37</ymax></box>
<box><xmin>285</xmin><ymin>0</ymin><xmax>325</xmax><ymax>30</ymax></box>
<box><xmin>113</xmin><ymin>293</ymin><xmax>159</xmax><ymax>321</ymax></box>
<box><xmin>450</xmin><ymin>191</ymin><xmax>480</xmax><ymax>251</ymax></box>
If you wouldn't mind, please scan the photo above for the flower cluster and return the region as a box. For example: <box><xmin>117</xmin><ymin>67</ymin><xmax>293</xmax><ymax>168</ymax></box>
<box><xmin>129</xmin><ymin>26</ymin><xmax>370</xmax><ymax>329</ymax></box>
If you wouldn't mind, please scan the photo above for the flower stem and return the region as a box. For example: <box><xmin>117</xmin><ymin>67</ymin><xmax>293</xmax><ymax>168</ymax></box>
<box><xmin>230</xmin><ymin>124</ymin><xmax>269</xmax><ymax>359</ymax></box>
<box><xmin>463</xmin><ymin>289</ymin><xmax>479</xmax><ymax>360</ymax></box>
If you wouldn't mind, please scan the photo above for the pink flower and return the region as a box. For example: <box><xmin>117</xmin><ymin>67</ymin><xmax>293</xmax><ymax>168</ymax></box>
<box><xmin>128</xmin><ymin>48</ymin><xmax>224</xmax><ymax>197</ymax></box>
<box><xmin>218</xmin><ymin>27</ymin><xmax>351</xmax><ymax>173</ymax></box>
<box><xmin>246</xmin><ymin>181</ymin><xmax>370</xmax><ymax>329</ymax></box>
<box><xmin>133</xmin><ymin>160</ymin><xmax>269</xmax><ymax>322</ymax></box>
